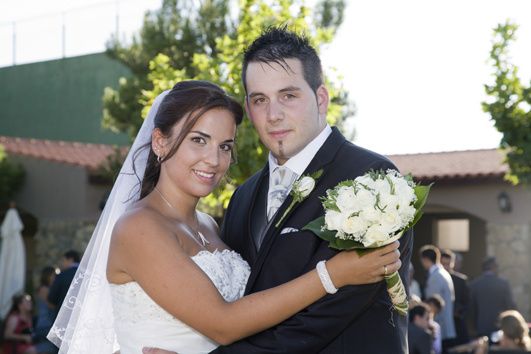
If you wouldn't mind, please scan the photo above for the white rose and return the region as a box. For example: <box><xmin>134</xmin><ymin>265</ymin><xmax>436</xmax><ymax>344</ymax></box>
<box><xmin>341</xmin><ymin>216</ymin><xmax>368</xmax><ymax>236</ymax></box>
<box><xmin>392</xmin><ymin>176</ymin><xmax>416</xmax><ymax>202</ymax></box>
<box><xmin>379</xmin><ymin>193</ymin><xmax>399</xmax><ymax>211</ymax></box>
<box><xmin>324</xmin><ymin>210</ymin><xmax>344</xmax><ymax>231</ymax></box>
<box><xmin>359</xmin><ymin>206</ymin><xmax>381</xmax><ymax>223</ymax></box>
<box><xmin>355</xmin><ymin>188</ymin><xmax>376</xmax><ymax>209</ymax></box>
<box><xmin>296</xmin><ymin>176</ymin><xmax>315</xmax><ymax>198</ymax></box>
<box><xmin>335</xmin><ymin>186</ymin><xmax>358</xmax><ymax>213</ymax></box>
<box><xmin>398</xmin><ymin>205</ymin><xmax>416</xmax><ymax>225</ymax></box>
<box><xmin>380</xmin><ymin>209</ymin><xmax>402</xmax><ymax>234</ymax></box>
<box><xmin>373</xmin><ymin>178</ymin><xmax>392</xmax><ymax>195</ymax></box>
<box><xmin>354</xmin><ymin>174</ymin><xmax>374</xmax><ymax>188</ymax></box>
<box><xmin>363</xmin><ymin>225</ymin><xmax>390</xmax><ymax>247</ymax></box>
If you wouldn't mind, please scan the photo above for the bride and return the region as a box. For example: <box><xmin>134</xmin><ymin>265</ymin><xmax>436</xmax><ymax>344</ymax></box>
<box><xmin>47</xmin><ymin>80</ymin><xmax>401</xmax><ymax>354</ymax></box>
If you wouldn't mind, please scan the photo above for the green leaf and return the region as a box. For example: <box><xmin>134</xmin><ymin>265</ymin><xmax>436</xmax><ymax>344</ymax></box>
<box><xmin>403</xmin><ymin>183</ymin><xmax>432</xmax><ymax>230</ymax></box>
<box><xmin>414</xmin><ymin>184</ymin><xmax>432</xmax><ymax>211</ymax></box>
<box><xmin>302</xmin><ymin>216</ymin><xmax>328</xmax><ymax>238</ymax></box>
<box><xmin>311</xmin><ymin>169</ymin><xmax>324</xmax><ymax>180</ymax></box>
<box><xmin>328</xmin><ymin>238</ymin><xmax>365</xmax><ymax>250</ymax></box>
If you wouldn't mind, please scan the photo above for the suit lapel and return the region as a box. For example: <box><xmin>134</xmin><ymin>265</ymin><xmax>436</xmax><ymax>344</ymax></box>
<box><xmin>245</xmin><ymin>128</ymin><xmax>346</xmax><ymax>292</ymax></box>
<box><xmin>243</xmin><ymin>166</ymin><xmax>269</xmax><ymax>264</ymax></box>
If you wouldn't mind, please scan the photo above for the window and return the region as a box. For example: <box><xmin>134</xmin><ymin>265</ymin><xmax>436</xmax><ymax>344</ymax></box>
<box><xmin>435</xmin><ymin>219</ymin><xmax>470</xmax><ymax>251</ymax></box>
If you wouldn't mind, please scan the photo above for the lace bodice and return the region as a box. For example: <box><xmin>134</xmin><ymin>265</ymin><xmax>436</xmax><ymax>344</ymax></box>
<box><xmin>110</xmin><ymin>249</ymin><xmax>250</xmax><ymax>354</ymax></box>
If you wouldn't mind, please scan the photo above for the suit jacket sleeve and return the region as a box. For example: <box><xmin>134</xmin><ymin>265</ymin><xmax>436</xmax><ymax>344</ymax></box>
<box><xmin>210</xmin><ymin>228</ymin><xmax>413</xmax><ymax>354</ymax></box>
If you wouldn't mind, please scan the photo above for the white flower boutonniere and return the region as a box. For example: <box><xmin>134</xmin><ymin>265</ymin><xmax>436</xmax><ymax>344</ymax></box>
<box><xmin>275</xmin><ymin>169</ymin><xmax>323</xmax><ymax>228</ymax></box>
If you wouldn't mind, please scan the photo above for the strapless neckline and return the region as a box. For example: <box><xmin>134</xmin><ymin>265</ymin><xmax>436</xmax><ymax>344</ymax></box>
<box><xmin>109</xmin><ymin>248</ymin><xmax>250</xmax><ymax>354</ymax></box>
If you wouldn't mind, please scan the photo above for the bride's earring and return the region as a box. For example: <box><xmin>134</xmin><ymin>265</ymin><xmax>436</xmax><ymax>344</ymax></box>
<box><xmin>154</xmin><ymin>148</ymin><xmax>164</xmax><ymax>164</ymax></box>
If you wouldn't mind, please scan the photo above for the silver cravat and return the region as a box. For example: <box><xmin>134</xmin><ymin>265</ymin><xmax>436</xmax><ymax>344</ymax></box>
<box><xmin>267</xmin><ymin>166</ymin><xmax>297</xmax><ymax>221</ymax></box>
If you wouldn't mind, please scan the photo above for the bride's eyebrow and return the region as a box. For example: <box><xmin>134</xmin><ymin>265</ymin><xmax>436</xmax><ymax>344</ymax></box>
<box><xmin>190</xmin><ymin>130</ymin><xmax>234</xmax><ymax>143</ymax></box>
<box><xmin>190</xmin><ymin>131</ymin><xmax>211</xmax><ymax>139</ymax></box>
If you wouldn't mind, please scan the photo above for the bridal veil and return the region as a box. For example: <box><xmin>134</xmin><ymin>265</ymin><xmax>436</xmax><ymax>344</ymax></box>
<box><xmin>47</xmin><ymin>91</ymin><xmax>169</xmax><ymax>353</ymax></box>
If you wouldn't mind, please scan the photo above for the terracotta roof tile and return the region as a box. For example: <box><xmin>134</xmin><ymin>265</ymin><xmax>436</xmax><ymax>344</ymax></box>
<box><xmin>386</xmin><ymin>148</ymin><xmax>508</xmax><ymax>183</ymax></box>
<box><xmin>1</xmin><ymin>136</ymin><xmax>508</xmax><ymax>182</ymax></box>
<box><xmin>0</xmin><ymin>136</ymin><xmax>126</xmax><ymax>171</ymax></box>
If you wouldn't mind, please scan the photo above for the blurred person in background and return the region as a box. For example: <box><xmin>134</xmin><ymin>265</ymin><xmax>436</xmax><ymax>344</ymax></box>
<box><xmin>33</xmin><ymin>266</ymin><xmax>58</xmax><ymax>354</ymax></box>
<box><xmin>410</xmin><ymin>261</ymin><xmax>422</xmax><ymax>299</ymax></box>
<box><xmin>409</xmin><ymin>303</ymin><xmax>435</xmax><ymax>354</ymax></box>
<box><xmin>494</xmin><ymin>310</ymin><xmax>531</xmax><ymax>351</ymax></box>
<box><xmin>47</xmin><ymin>250</ymin><xmax>80</xmax><ymax>320</ymax></box>
<box><xmin>2</xmin><ymin>293</ymin><xmax>37</xmax><ymax>354</ymax></box>
<box><xmin>469</xmin><ymin>257</ymin><xmax>516</xmax><ymax>338</ymax></box>
<box><xmin>449</xmin><ymin>310</ymin><xmax>530</xmax><ymax>353</ymax></box>
<box><xmin>441</xmin><ymin>249</ymin><xmax>469</xmax><ymax>346</ymax></box>
<box><xmin>427</xmin><ymin>295</ymin><xmax>445</xmax><ymax>354</ymax></box>
<box><xmin>421</xmin><ymin>245</ymin><xmax>456</xmax><ymax>353</ymax></box>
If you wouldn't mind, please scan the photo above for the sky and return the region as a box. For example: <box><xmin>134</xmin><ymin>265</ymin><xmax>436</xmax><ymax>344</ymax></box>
<box><xmin>1</xmin><ymin>0</ymin><xmax>530</xmax><ymax>155</ymax></box>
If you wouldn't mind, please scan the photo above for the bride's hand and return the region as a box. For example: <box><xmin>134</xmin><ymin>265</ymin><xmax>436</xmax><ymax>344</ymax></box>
<box><xmin>326</xmin><ymin>241</ymin><xmax>401</xmax><ymax>287</ymax></box>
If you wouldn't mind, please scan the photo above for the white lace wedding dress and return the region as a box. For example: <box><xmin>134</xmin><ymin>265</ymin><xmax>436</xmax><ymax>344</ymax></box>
<box><xmin>110</xmin><ymin>249</ymin><xmax>250</xmax><ymax>354</ymax></box>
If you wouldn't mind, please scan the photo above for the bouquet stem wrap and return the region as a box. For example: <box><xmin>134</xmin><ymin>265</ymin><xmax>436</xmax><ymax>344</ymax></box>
<box><xmin>385</xmin><ymin>271</ymin><xmax>408</xmax><ymax>316</ymax></box>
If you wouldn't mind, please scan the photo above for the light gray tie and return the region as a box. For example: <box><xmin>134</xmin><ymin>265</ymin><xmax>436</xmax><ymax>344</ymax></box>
<box><xmin>267</xmin><ymin>166</ymin><xmax>297</xmax><ymax>221</ymax></box>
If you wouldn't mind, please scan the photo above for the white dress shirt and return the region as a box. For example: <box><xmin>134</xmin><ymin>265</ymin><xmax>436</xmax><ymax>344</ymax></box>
<box><xmin>267</xmin><ymin>124</ymin><xmax>332</xmax><ymax>196</ymax></box>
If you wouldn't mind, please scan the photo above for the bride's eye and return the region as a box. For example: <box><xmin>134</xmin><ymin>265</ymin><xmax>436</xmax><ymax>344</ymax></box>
<box><xmin>220</xmin><ymin>143</ymin><xmax>233</xmax><ymax>152</ymax></box>
<box><xmin>191</xmin><ymin>136</ymin><xmax>206</xmax><ymax>145</ymax></box>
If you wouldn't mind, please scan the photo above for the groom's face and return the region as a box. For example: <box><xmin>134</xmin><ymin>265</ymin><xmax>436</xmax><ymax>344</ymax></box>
<box><xmin>244</xmin><ymin>58</ymin><xmax>329</xmax><ymax>165</ymax></box>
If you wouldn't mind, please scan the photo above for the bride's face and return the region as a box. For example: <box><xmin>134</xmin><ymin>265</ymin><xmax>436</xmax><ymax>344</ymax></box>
<box><xmin>159</xmin><ymin>108</ymin><xmax>237</xmax><ymax>198</ymax></box>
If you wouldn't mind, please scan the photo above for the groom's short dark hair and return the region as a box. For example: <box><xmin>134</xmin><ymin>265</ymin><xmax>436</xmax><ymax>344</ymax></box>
<box><xmin>242</xmin><ymin>26</ymin><xmax>323</xmax><ymax>93</ymax></box>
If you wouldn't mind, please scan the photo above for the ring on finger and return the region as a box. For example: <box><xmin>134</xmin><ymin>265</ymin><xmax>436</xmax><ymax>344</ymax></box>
<box><xmin>383</xmin><ymin>265</ymin><xmax>388</xmax><ymax>276</ymax></box>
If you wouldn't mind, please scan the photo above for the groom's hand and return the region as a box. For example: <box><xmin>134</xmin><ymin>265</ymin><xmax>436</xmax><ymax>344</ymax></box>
<box><xmin>142</xmin><ymin>348</ymin><xmax>177</xmax><ymax>354</ymax></box>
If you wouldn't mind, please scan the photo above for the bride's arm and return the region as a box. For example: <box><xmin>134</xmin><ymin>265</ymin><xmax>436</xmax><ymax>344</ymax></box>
<box><xmin>109</xmin><ymin>212</ymin><xmax>400</xmax><ymax>345</ymax></box>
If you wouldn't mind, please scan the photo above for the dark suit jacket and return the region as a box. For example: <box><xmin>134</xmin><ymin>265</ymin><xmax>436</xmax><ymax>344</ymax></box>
<box><xmin>450</xmin><ymin>271</ymin><xmax>468</xmax><ymax>318</ymax></box>
<box><xmin>469</xmin><ymin>272</ymin><xmax>516</xmax><ymax>337</ymax></box>
<box><xmin>408</xmin><ymin>323</ymin><xmax>434</xmax><ymax>354</ymax></box>
<box><xmin>450</xmin><ymin>271</ymin><xmax>469</xmax><ymax>343</ymax></box>
<box><xmin>212</xmin><ymin>128</ymin><xmax>413</xmax><ymax>354</ymax></box>
<box><xmin>48</xmin><ymin>265</ymin><xmax>78</xmax><ymax>318</ymax></box>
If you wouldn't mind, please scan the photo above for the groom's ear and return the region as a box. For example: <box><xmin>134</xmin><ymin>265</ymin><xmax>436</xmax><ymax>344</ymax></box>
<box><xmin>244</xmin><ymin>97</ymin><xmax>254</xmax><ymax>125</ymax></box>
<box><xmin>316</xmin><ymin>85</ymin><xmax>329</xmax><ymax>120</ymax></box>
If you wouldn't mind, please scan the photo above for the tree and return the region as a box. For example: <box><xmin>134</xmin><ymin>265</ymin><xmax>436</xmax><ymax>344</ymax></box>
<box><xmin>103</xmin><ymin>0</ymin><xmax>233</xmax><ymax>138</ymax></box>
<box><xmin>142</xmin><ymin>0</ymin><xmax>351</xmax><ymax>214</ymax></box>
<box><xmin>483</xmin><ymin>21</ymin><xmax>531</xmax><ymax>185</ymax></box>
<box><xmin>0</xmin><ymin>145</ymin><xmax>25</xmax><ymax>203</ymax></box>
<box><xmin>102</xmin><ymin>0</ymin><xmax>350</xmax><ymax>214</ymax></box>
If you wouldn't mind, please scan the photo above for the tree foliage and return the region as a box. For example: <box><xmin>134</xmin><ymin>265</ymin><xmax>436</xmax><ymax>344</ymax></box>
<box><xmin>483</xmin><ymin>21</ymin><xmax>531</xmax><ymax>185</ymax></box>
<box><xmin>103</xmin><ymin>0</ymin><xmax>350</xmax><ymax>215</ymax></box>
<box><xmin>103</xmin><ymin>0</ymin><xmax>233</xmax><ymax>138</ymax></box>
<box><xmin>0</xmin><ymin>145</ymin><xmax>25</xmax><ymax>202</ymax></box>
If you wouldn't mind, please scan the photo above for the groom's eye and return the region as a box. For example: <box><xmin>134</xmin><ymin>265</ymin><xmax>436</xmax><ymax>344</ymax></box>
<box><xmin>283</xmin><ymin>93</ymin><xmax>296</xmax><ymax>100</ymax></box>
<box><xmin>253</xmin><ymin>97</ymin><xmax>266</xmax><ymax>105</ymax></box>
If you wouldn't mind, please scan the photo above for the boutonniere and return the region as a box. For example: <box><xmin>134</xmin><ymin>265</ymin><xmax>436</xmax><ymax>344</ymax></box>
<box><xmin>275</xmin><ymin>169</ymin><xmax>323</xmax><ymax>227</ymax></box>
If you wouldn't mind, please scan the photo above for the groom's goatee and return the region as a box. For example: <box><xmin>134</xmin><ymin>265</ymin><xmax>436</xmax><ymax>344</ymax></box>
<box><xmin>277</xmin><ymin>140</ymin><xmax>285</xmax><ymax>158</ymax></box>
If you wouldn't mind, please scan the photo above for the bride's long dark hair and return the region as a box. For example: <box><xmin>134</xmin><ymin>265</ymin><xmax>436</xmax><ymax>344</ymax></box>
<box><xmin>132</xmin><ymin>80</ymin><xmax>243</xmax><ymax>199</ymax></box>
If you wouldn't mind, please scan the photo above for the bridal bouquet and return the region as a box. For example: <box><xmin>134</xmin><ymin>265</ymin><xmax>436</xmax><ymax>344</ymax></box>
<box><xmin>303</xmin><ymin>169</ymin><xmax>431</xmax><ymax>315</ymax></box>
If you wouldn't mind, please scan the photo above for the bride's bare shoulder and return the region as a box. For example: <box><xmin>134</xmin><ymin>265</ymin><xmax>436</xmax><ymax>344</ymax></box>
<box><xmin>112</xmin><ymin>204</ymin><xmax>171</xmax><ymax>243</ymax></box>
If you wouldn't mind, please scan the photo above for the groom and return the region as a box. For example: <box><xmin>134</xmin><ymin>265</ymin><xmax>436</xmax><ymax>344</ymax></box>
<box><xmin>149</xmin><ymin>27</ymin><xmax>412</xmax><ymax>354</ymax></box>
